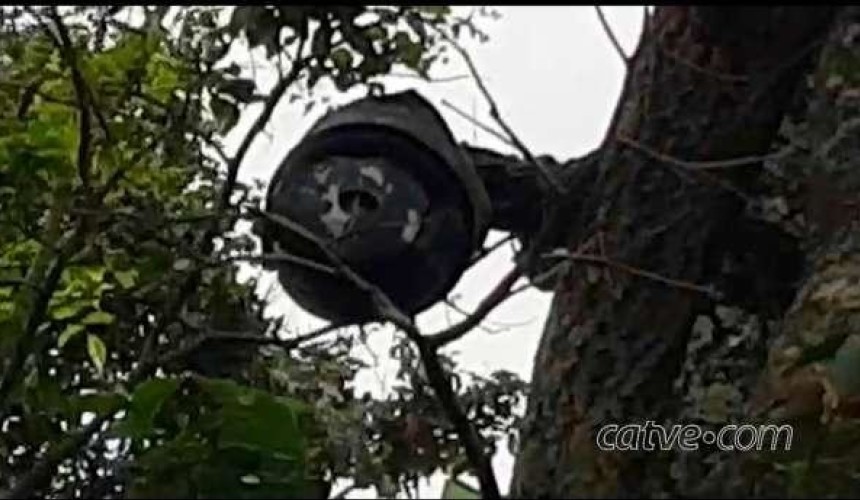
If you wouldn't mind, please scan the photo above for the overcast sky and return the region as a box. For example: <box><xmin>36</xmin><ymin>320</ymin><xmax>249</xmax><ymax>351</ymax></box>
<box><xmin>224</xmin><ymin>6</ymin><xmax>644</xmax><ymax>497</ymax></box>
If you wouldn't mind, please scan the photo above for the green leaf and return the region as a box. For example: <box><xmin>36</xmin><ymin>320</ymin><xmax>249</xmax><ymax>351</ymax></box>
<box><xmin>58</xmin><ymin>323</ymin><xmax>85</xmax><ymax>348</ymax></box>
<box><xmin>114</xmin><ymin>269</ymin><xmax>138</xmax><ymax>289</ymax></box>
<box><xmin>416</xmin><ymin>6</ymin><xmax>451</xmax><ymax>18</ymax></box>
<box><xmin>441</xmin><ymin>477</ymin><xmax>481</xmax><ymax>499</ymax></box>
<box><xmin>197</xmin><ymin>378</ymin><xmax>308</xmax><ymax>459</ymax></box>
<box><xmin>82</xmin><ymin>310</ymin><xmax>115</xmax><ymax>325</ymax></box>
<box><xmin>87</xmin><ymin>334</ymin><xmax>107</xmax><ymax>375</ymax></box>
<box><xmin>52</xmin><ymin>303</ymin><xmax>82</xmax><ymax>320</ymax></box>
<box><xmin>330</xmin><ymin>47</ymin><xmax>354</xmax><ymax>71</ymax></box>
<box><xmin>115</xmin><ymin>378</ymin><xmax>181</xmax><ymax>439</ymax></box>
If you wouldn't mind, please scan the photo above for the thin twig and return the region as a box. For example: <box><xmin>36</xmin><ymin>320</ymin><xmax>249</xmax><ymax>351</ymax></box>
<box><xmin>544</xmin><ymin>249</ymin><xmax>722</xmax><ymax>299</ymax></box>
<box><xmin>469</xmin><ymin>234</ymin><xmax>516</xmax><ymax>265</ymax></box>
<box><xmin>225</xmin><ymin>252</ymin><xmax>339</xmax><ymax>276</ymax></box>
<box><xmin>441</xmin><ymin>99</ymin><xmax>514</xmax><ymax>148</ymax></box>
<box><xmin>433</xmin><ymin>25</ymin><xmax>566</xmax><ymax>194</ymax></box>
<box><xmin>595</xmin><ymin>6</ymin><xmax>630</xmax><ymax>67</ymax></box>
<box><xmin>817</xmin><ymin>116</ymin><xmax>860</xmax><ymax>160</ymax></box>
<box><xmin>657</xmin><ymin>40</ymin><xmax>749</xmax><ymax>83</ymax></box>
<box><xmin>444</xmin><ymin>299</ymin><xmax>500</xmax><ymax>334</ymax></box>
<box><xmin>597</xmin><ymin>5</ymin><xmax>651</xmax><ymax>151</ymax></box>
<box><xmin>218</xmin><ymin>36</ymin><xmax>308</xmax><ymax>211</ymax></box>
<box><xmin>617</xmin><ymin>133</ymin><xmax>795</xmax><ymax>170</ymax></box>
<box><xmin>427</xmin><ymin>267</ymin><xmax>523</xmax><ymax>348</ymax></box>
<box><xmin>160</xmin><ymin>321</ymin><xmax>349</xmax><ymax>366</ymax></box>
<box><xmin>388</xmin><ymin>72</ymin><xmax>470</xmax><ymax>83</ymax></box>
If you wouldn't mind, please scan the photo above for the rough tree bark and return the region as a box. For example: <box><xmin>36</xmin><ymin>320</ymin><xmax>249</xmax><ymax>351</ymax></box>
<box><xmin>511</xmin><ymin>6</ymin><xmax>854</xmax><ymax>498</ymax></box>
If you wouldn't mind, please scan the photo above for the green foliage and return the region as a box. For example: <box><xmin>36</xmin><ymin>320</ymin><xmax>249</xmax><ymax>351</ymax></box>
<box><xmin>121</xmin><ymin>376</ymin><xmax>319</xmax><ymax>499</ymax></box>
<box><xmin>0</xmin><ymin>5</ymin><xmax>521</xmax><ymax>499</ymax></box>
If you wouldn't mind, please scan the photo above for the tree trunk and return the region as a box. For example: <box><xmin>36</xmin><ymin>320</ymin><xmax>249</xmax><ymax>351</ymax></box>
<box><xmin>511</xmin><ymin>6</ymin><xmax>848</xmax><ymax>497</ymax></box>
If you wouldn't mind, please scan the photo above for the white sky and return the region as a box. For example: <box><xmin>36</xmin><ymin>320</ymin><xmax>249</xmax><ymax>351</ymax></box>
<box><xmin>224</xmin><ymin>6</ymin><xmax>644</xmax><ymax>498</ymax></box>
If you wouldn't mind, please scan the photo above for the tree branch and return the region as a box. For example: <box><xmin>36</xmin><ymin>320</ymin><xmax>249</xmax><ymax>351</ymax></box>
<box><xmin>224</xmin><ymin>252</ymin><xmax>339</xmax><ymax>277</ymax></box>
<box><xmin>45</xmin><ymin>8</ymin><xmax>111</xmax><ymax>143</ymax></box>
<box><xmin>617</xmin><ymin>133</ymin><xmax>795</xmax><ymax>170</ymax></box>
<box><xmin>595</xmin><ymin>6</ymin><xmax>630</xmax><ymax>67</ymax></box>
<box><xmin>433</xmin><ymin>25</ymin><xmax>566</xmax><ymax>195</ymax></box>
<box><xmin>427</xmin><ymin>267</ymin><xmax>523</xmax><ymax>348</ymax></box>
<box><xmin>160</xmin><ymin>320</ymin><xmax>350</xmax><ymax>367</ymax></box>
<box><xmin>254</xmin><ymin>208</ymin><xmax>501</xmax><ymax>498</ymax></box>
<box><xmin>0</xmin><ymin>254</ymin><xmax>68</xmax><ymax>407</ymax></box>
<box><xmin>544</xmin><ymin>249</ymin><xmax>722</xmax><ymax>299</ymax></box>
<box><xmin>441</xmin><ymin>98</ymin><xmax>513</xmax><ymax>148</ymax></box>
<box><xmin>469</xmin><ymin>234</ymin><xmax>516</xmax><ymax>266</ymax></box>
<box><xmin>29</xmin><ymin>7</ymin><xmax>93</xmax><ymax>189</ymax></box>
<box><xmin>218</xmin><ymin>36</ymin><xmax>308</xmax><ymax>212</ymax></box>
<box><xmin>415</xmin><ymin>338</ymin><xmax>501</xmax><ymax>499</ymax></box>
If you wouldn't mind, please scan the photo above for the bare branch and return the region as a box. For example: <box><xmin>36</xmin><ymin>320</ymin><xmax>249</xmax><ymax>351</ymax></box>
<box><xmin>160</xmin><ymin>321</ymin><xmax>350</xmax><ymax>367</ymax></box>
<box><xmin>388</xmin><ymin>71</ymin><xmax>470</xmax><ymax>83</ymax></box>
<box><xmin>444</xmin><ymin>299</ymin><xmax>500</xmax><ymax>334</ymax></box>
<box><xmin>224</xmin><ymin>252</ymin><xmax>339</xmax><ymax>277</ymax></box>
<box><xmin>657</xmin><ymin>39</ymin><xmax>750</xmax><ymax>83</ymax></box>
<box><xmin>433</xmin><ymin>25</ymin><xmax>566</xmax><ymax>195</ymax></box>
<box><xmin>441</xmin><ymin>98</ymin><xmax>514</xmax><ymax>148</ymax></box>
<box><xmin>595</xmin><ymin>6</ymin><xmax>630</xmax><ymax>67</ymax></box>
<box><xmin>817</xmin><ymin>115</ymin><xmax>860</xmax><ymax>159</ymax></box>
<box><xmin>428</xmin><ymin>267</ymin><xmax>523</xmax><ymax>348</ymax></box>
<box><xmin>219</xmin><ymin>37</ymin><xmax>308</xmax><ymax>211</ymax></box>
<box><xmin>544</xmin><ymin>249</ymin><xmax>723</xmax><ymax>299</ymax></box>
<box><xmin>617</xmin><ymin>133</ymin><xmax>795</xmax><ymax>170</ymax></box>
<box><xmin>469</xmin><ymin>234</ymin><xmax>516</xmax><ymax>266</ymax></box>
<box><xmin>597</xmin><ymin>6</ymin><xmax>653</xmax><ymax>151</ymax></box>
